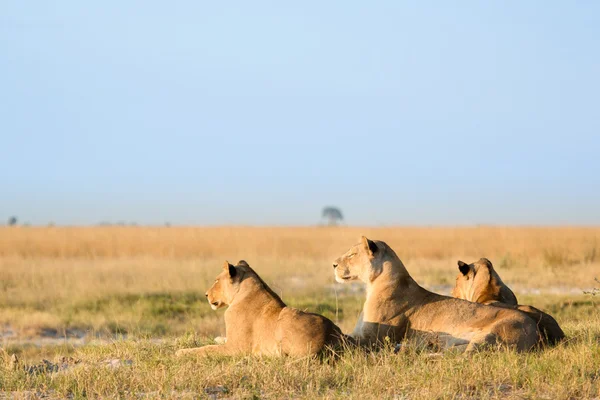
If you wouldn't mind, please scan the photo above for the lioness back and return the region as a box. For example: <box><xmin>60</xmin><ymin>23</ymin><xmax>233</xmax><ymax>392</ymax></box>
<box><xmin>277</xmin><ymin>308</ymin><xmax>347</xmax><ymax>356</ymax></box>
<box><xmin>453</xmin><ymin>258</ymin><xmax>565</xmax><ymax>346</ymax></box>
<box><xmin>407</xmin><ymin>296</ymin><xmax>539</xmax><ymax>351</ymax></box>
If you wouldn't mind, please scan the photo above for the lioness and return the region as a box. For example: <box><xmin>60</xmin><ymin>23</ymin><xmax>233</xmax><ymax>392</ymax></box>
<box><xmin>333</xmin><ymin>237</ymin><xmax>540</xmax><ymax>352</ymax></box>
<box><xmin>452</xmin><ymin>258</ymin><xmax>565</xmax><ymax>346</ymax></box>
<box><xmin>176</xmin><ymin>260</ymin><xmax>349</xmax><ymax>357</ymax></box>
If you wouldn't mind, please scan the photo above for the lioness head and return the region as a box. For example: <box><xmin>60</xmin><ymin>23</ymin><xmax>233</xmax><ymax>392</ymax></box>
<box><xmin>205</xmin><ymin>260</ymin><xmax>248</xmax><ymax>310</ymax></box>
<box><xmin>451</xmin><ymin>258</ymin><xmax>491</xmax><ymax>300</ymax></box>
<box><xmin>333</xmin><ymin>236</ymin><xmax>385</xmax><ymax>283</ymax></box>
<box><xmin>451</xmin><ymin>258</ymin><xmax>518</xmax><ymax>306</ymax></box>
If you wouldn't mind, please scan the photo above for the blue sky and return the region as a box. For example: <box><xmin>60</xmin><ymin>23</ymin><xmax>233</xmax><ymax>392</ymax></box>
<box><xmin>1</xmin><ymin>2</ymin><xmax>599</xmax><ymax>225</ymax></box>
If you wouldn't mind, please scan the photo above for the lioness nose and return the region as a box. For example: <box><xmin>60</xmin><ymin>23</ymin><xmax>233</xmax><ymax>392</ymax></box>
<box><xmin>333</xmin><ymin>263</ymin><xmax>338</xmax><ymax>269</ymax></box>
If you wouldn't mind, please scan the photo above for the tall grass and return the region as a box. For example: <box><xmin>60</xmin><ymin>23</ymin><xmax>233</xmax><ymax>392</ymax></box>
<box><xmin>0</xmin><ymin>226</ymin><xmax>599</xmax><ymax>336</ymax></box>
<box><xmin>1</xmin><ymin>226</ymin><xmax>599</xmax><ymax>261</ymax></box>
<box><xmin>1</xmin><ymin>226</ymin><xmax>600</xmax><ymax>398</ymax></box>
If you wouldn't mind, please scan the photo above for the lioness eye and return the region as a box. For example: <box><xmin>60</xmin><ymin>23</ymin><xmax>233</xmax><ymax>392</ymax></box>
<box><xmin>348</xmin><ymin>253</ymin><xmax>355</xmax><ymax>258</ymax></box>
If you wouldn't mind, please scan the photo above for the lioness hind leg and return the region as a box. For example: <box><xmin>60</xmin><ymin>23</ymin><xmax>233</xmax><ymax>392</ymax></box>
<box><xmin>175</xmin><ymin>344</ymin><xmax>233</xmax><ymax>357</ymax></box>
<box><xmin>465</xmin><ymin>332</ymin><xmax>499</xmax><ymax>353</ymax></box>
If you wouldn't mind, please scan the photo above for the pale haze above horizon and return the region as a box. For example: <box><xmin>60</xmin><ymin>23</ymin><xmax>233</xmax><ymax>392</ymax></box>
<box><xmin>1</xmin><ymin>2</ymin><xmax>599</xmax><ymax>226</ymax></box>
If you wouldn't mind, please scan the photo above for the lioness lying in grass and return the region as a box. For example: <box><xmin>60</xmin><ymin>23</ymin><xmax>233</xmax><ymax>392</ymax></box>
<box><xmin>176</xmin><ymin>260</ymin><xmax>350</xmax><ymax>357</ymax></box>
<box><xmin>333</xmin><ymin>237</ymin><xmax>540</xmax><ymax>352</ymax></box>
<box><xmin>452</xmin><ymin>258</ymin><xmax>565</xmax><ymax>346</ymax></box>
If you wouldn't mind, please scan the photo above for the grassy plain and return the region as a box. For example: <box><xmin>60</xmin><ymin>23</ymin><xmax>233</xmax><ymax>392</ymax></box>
<box><xmin>0</xmin><ymin>226</ymin><xmax>599</xmax><ymax>399</ymax></box>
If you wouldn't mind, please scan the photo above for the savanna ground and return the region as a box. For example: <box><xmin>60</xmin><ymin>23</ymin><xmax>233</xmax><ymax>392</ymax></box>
<box><xmin>1</xmin><ymin>226</ymin><xmax>599</xmax><ymax>399</ymax></box>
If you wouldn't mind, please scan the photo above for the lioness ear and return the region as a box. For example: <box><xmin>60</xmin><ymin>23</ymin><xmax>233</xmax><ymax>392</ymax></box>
<box><xmin>228</xmin><ymin>264</ymin><xmax>237</xmax><ymax>278</ymax></box>
<box><xmin>457</xmin><ymin>260</ymin><xmax>470</xmax><ymax>276</ymax></box>
<box><xmin>361</xmin><ymin>236</ymin><xmax>378</xmax><ymax>258</ymax></box>
<box><xmin>222</xmin><ymin>261</ymin><xmax>237</xmax><ymax>278</ymax></box>
<box><xmin>237</xmin><ymin>260</ymin><xmax>249</xmax><ymax>267</ymax></box>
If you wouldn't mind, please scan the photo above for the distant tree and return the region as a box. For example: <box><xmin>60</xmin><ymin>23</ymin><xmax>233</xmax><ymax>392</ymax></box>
<box><xmin>7</xmin><ymin>216</ymin><xmax>17</xmax><ymax>226</ymax></box>
<box><xmin>322</xmin><ymin>206</ymin><xmax>343</xmax><ymax>226</ymax></box>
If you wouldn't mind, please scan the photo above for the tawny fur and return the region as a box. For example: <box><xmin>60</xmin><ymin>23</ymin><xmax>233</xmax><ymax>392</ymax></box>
<box><xmin>452</xmin><ymin>258</ymin><xmax>565</xmax><ymax>346</ymax></box>
<box><xmin>176</xmin><ymin>260</ymin><xmax>349</xmax><ymax>357</ymax></box>
<box><xmin>333</xmin><ymin>237</ymin><xmax>540</xmax><ymax>352</ymax></box>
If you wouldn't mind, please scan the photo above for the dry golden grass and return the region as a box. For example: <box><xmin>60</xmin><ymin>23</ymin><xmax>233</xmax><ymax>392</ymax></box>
<box><xmin>1</xmin><ymin>226</ymin><xmax>599</xmax><ymax>399</ymax></box>
<box><xmin>1</xmin><ymin>226</ymin><xmax>599</xmax><ymax>335</ymax></box>
<box><xmin>1</xmin><ymin>226</ymin><xmax>599</xmax><ymax>292</ymax></box>
<box><xmin>2</xmin><ymin>226</ymin><xmax>599</xmax><ymax>262</ymax></box>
